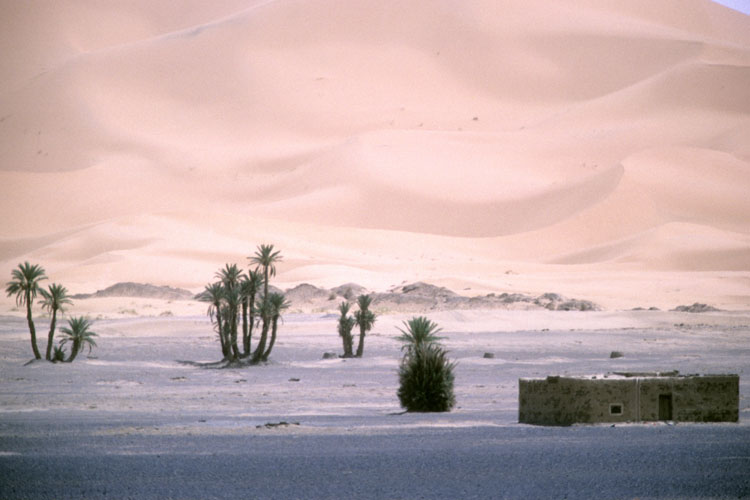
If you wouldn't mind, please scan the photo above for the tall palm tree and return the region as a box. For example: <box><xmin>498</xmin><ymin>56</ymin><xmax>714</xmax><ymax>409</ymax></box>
<box><xmin>59</xmin><ymin>316</ymin><xmax>98</xmax><ymax>362</ymax></box>
<box><xmin>262</xmin><ymin>292</ymin><xmax>290</xmax><ymax>361</ymax></box>
<box><xmin>248</xmin><ymin>244</ymin><xmax>282</xmax><ymax>302</ymax></box>
<box><xmin>5</xmin><ymin>262</ymin><xmax>48</xmax><ymax>359</ymax></box>
<box><xmin>199</xmin><ymin>282</ymin><xmax>230</xmax><ymax>359</ymax></box>
<box><xmin>396</xmin><ymin>316</ymin><xmax>443</xmax><ymax>352</ymax></box>
<box><xmin>354</xmin><ymin>294</ymin><xmax>376</xmax><ymax>358</ymax></box>
<box><xmin>39</xmin><ymin>283</ymin><xmax>73</xmax><ymax>361</ymax></box>
<box><xmin>248</xmin><ymin>244</ymin><xmax>282</xmax><ymax>360</ymax></box>
<box><xmin>240</xmin><ymin>270</ymin><xmax>263</xmax><ymax>356</ymax></box>
<box><xmin>337</xmin><ymin>301</ymin><xmax>356</xmax><ymax>358</ymax></box>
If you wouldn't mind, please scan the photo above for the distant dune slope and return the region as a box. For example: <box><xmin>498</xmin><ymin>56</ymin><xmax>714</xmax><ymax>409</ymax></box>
<box><xmin>0</xmin><ymin>0</ymin><xmax>748</xmax><ymax>308</ymax></box>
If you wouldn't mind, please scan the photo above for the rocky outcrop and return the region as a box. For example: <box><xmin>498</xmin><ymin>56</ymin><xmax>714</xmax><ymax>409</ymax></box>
<box><xmin>72</xmin><ymin>282</ymin><xmax>194</xmax><ymax>300</ymax></box>
<box><xmin>671</xmin><ymin>303</ymin><xmax>722</xmax><ymax>313</ymax></box>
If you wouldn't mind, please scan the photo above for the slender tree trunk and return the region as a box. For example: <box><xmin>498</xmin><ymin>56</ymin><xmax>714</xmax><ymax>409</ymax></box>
<box><xmin>345</xmin><ymin>333</ymin><xmax>354</xmax><ymax>358</ymax></box>
<box><xmin>252</xmin><ymin>316</ymin><xmax>270</xmax><ymax>364</ymax></box>
<box><xmin>341</xmin><ymin>329</ymin><xmax>353</xmax><ymax>358</ymax></box>
<box><xmin>262</xmin><ymin>317</ymin><xmax>279</xmax><ymax>361</ymax></box>
<box><xmin>341</xmin><ymin>333</ymin><xmax>349</xmax><ymax>358</ymax></box>
<box><xmin>215</xmin><ymin>307</ymin><xmax>230</xmax><ymax>359</ymax></box>
<box><xmin>25</xmin><ymin>292</ymin><xmax>41</xmax><ymax>360</ymax></box>
<box><xmin>45</xmin><ymin>307</ymin><xmax>58</xmax><ymax>361</ymax></box>
<box><xmin>67</xmin><ymin>340</ymin><xmax>80</xmax><ymax>362</ymax></box>
<box><xmin>245</xmin><ymin>292</ymin><xmax>256</xmax><ymax>356</ymax></box>
<box><xmin>356</xmin><ymin>325</ymin><xmax>366</xmax><ymax>358</ymax></box>
<box><xmin>252</xmin><ymin>269</ymin><xmax>270</xmax><ymax>363</ymax></box>
<box><xmin>241</xmin><ymin>299</ymin><xmax>249</xmax><ymax>355</ymax></box>
<box><xmin>229</xmin><ymin>308</ymin><xmax>240</xmax><ymax>361</ymax></box>
<box><xmin>221</xmin><ymin>321</ymin><xmax>231</xmax><ymax>359</ymax></box>
<box><xmin>263</xmin><ymin>269</ymin><xmax>269</xmax><ymax>304</ymax></box>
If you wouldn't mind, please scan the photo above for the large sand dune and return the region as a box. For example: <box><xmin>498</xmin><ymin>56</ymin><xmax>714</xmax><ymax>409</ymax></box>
<box><xmin>1</xmin><ymin>0</ymin><xmax>749</xmax><ymax>309</ymax></box>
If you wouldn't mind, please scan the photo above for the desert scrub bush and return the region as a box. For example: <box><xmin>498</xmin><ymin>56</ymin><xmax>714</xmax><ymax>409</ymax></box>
<box><xmin>52</xmin><ymin>345</ymin><xmax>66</xmax><ymax>363</ymax></box>
<box><xmin>397</xmin><ymin>342</ymin><xmax>456</xmax><ymax>413</ymax></box>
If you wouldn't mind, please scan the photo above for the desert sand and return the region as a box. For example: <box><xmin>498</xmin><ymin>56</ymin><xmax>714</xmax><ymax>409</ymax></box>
<box><xmin>2</xmin><ymin>1</ymin><xmax>750</xmax><ymax>498</ymax></box>
<box><xmin>1</xmin><ymin>0</ymin><xmax>749</xmax><ymax>310</ymax></box>
<box><xmin>1</xmin><ymin>306</ymin><xmax>750</xmax><ymax>498</ymax></box>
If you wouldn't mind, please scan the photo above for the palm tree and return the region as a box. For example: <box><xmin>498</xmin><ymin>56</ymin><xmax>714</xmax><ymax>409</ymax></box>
<box><xmin>262</xmin><ymin>292</ymin><xmax>290</xmax><ymax>361</ymax></box>
<box><xmin>354</xmin><ymin>294</ymin><xmax>376</xmax><ymax>358</ymax></box>
<box><xmin>249</xmin><ymin>245</ymin><xmax>282</xmax><ymax>362</ymax></box>
<box><xmin>5</xmin><ymin>262</ymin><xmax>48</xmax><ymax>359</ymax></box>
<box><xmin>215</xmin><ymin>263</ymin><xmax>242</xmax><ymax>291</ymax></box>
<box><xmin>241</xmin><ymin>270</ymin><xmax>263</xmax><ymax>356</ymax></box>
<box><xmin>59</xmin><ymin>316</ymin><xmax>98</xmax><ymax>362</ymax></box>
<box><xmin>397</xmin><ymin>316</ymin><xmax>443</xmax><ymax>352</ymax></box>
<box><xmin>337</xmin><ymin>301</ymin><xmax>356</xmax><ymax>357</ymax></box>
<box><xmin>248</xmin><ymin>244</ymin><xmax>282</xmax><ymax>301</ymax></box>
<box><xmin>398</xmin><ymin>342</ymin><xmax>456</xmax><ymax>412</ymax></box>
<box><xmin>396</xmin><ymin>316</ymin><xmax>455</xmax><ymax>412</ymax></box>
<box><xmin>39</xmin><ymin>283</ymin><xmax>73</xmax><ymax>361</ymax></box>
<box><xmin>199</xmin><ymin>282</ymin><xmax>230</xmax><ymax>359</ymax></box>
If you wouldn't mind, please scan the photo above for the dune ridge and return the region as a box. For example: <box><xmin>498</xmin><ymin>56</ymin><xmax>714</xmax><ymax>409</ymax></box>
<box><xmin>1</xmin><ymin>0</ymin><xmax>748</xmax><ymax>310</ymax></box>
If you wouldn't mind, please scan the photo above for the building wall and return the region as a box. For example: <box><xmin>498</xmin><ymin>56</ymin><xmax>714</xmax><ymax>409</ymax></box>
<box><xmin>638</xmin><ymin>375</ymin><xmax>739</xmax><ymax>422</ymax></box>
<box><xmin>519</xmin><ymin>375</ymin><xmax>739</xmax><ymax>426</ymax></box>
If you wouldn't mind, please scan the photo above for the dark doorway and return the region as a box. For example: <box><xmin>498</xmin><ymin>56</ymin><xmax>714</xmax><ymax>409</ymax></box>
<box><xmin>659</xmin><ymin>394</ymin><xmax>673</xmax><ymax>420</ymax></box>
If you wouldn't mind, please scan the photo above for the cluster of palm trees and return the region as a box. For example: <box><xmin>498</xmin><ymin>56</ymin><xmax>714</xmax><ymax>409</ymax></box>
<box><xmin>199</xmin><ymin>244</ymin><xmax>288</xmax><ymax>364</ymax></box>
<box><xmin>336</xmin><ymin>294</ymin><xmax>376</xmax><ymax>358</ymax></box>
<box><xmin>5</xmin><ymin>262</ymin><xmax>97</xmax><ymax>363</ymax></box>
<box><xmin>6</xmin><ymin>256</ymin><xmax>457</xmax><ymax>413</ymax></box>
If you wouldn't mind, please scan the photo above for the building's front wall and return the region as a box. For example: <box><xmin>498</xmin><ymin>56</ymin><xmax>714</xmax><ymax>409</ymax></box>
<box><xmin>519</xmin><ymin>375</ymin><xmax>739</xmax><ymax>426</ymax></box>
<box><xmin>640</xmin><ymin>375</ymin><xmax>739</xmax><ymax>422</ymax></box>
<box><xmin>519</xmin><ymin>377</ymin><xmax>636</xmax><ymax>426</ymax></box>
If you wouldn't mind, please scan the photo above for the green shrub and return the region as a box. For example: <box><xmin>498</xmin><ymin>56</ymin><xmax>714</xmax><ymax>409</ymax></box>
<box><xmin>398</xmin><ymin>343</ymin><xmax>456</xmax><ymax>412</ymax></box>
<box><xmin>52</xmin><ymin>345</ymin><xmax>66</xmax><ymax>363</ymax></box>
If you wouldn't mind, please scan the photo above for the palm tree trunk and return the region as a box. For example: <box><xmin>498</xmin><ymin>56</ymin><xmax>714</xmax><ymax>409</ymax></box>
<box><xmin>45</xmin><ymin>308</ymin><xmax>58</xmax><ymax>361</ymax></box>
<box><xmin>341</xmin><ymin>334</ymin><xmax>349</xmax><ymax>358</ymax></box>
<box><xmin>220</xmin><ymin>321</ymin><xmax>231</xmax><ymax>359</ymax></box>
<box><xmin>247</xmin><ymin>292</ymin><xmax>257</xmax><ymax>356</ymax></box>
<box><xmin>230</xmin><ymin>309</ymin><xmax>240</xmax><ymax>361</ymax></box>
<box><xmin>356</xmin><ymin>325</ymin><xmax>365</xmax><ymax>358</ymax></box>
<box><xmin>215</xmin><ymin>307</ymin><xmax>230</xmax><ymax>359</ymax></box>
<box><xmin>67</xmin><ymin>340</ymin><xmax>80</xmax><ymax>362</ymax></box>
<box><xmin>345</xmin><ymin>333</ymin><xmax>354</xmax><ymax>358</ymax></box>
<box><xmin>262</xmin><ymin>317</ymin><xmax>279</xmax><ymax>361</ymax></box>
<box><xmin>241</xmin><ymin>298</ymin><xmax>249</xmax><ymax>355</ymax></box>
<box><xmin>245</xmin><ymin>291</ymin><xmax>257</xmax><ymax>356</ymax></box>
<box><xmin>25</xmin><ymin>292</ymin><xmax>42</xmax><ymax>359</ymax></box>
<box><xmin>252</xmin><ymin>316</ymin><xmax>270</xmax><ymax>363</ymax></box>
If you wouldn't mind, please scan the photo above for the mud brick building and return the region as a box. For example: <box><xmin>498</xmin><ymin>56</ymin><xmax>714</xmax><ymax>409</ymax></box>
<box><xmin>519</xmin><ymin>372</ymin><xmax>739</xmax><ymax>426</ymax></box>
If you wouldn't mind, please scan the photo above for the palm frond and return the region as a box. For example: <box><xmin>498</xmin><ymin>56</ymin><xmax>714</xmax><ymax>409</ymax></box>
<box><xmin>248</xmin><ymin>244</ymin><xmax>283</xmax><ymax>277</ymax></box>
<box><xmin>5</xmin><ymin>262</ymin><xmax>47</xmax><ymax>305</ymax></box>
<box><xmin>397</xmin><ymin>316</ymin><xmax>443</xmax><ymax>350</ymax></box>
<box><xmin>40</xmin><ymin>283</ymin><xmax>73</xmax><ymax>313</ymax></box>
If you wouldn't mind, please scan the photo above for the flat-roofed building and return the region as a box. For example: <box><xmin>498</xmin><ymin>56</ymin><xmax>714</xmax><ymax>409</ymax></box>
<box><xmin>519</xmin><ymin>372</ymin><xmax>739</xmax><ymax>426</ymax></box>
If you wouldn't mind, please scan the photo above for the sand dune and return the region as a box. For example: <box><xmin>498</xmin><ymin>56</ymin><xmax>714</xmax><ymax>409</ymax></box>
<box><xmin>1</xmin><ymin>0</ymin><xmax>748</xmax><ymax>309</ymax></box>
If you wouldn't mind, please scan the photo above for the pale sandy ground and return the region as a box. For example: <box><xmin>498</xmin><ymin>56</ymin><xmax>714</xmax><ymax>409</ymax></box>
<box><xmin>2</xmin><ymin>307</ymin><xmax>749</xmax><ymax>426</ymax></box>
<box><xmin>1</xmin><ymin>0</ymin><xmax>749</xmax><ymax>311</ymax></box>
<box><xmin>1</xmin><ymin>307</ymin><xmax>749</xmax><ymax>497</ymax></box>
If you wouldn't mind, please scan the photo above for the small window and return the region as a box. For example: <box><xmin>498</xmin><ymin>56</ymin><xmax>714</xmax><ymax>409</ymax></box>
<box><xmin>610</xmin><ymin>404</ymin><xmax>623</xmax><ymax>415</ymax></box>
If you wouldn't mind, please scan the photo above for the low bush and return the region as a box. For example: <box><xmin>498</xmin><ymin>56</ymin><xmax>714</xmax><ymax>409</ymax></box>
<box><xmin>398</xmin><ymin>342</ymin><xmax>456</xmax><ymax>412</ymax></box>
